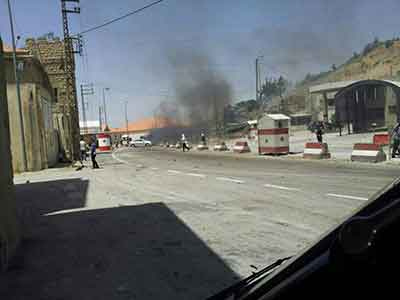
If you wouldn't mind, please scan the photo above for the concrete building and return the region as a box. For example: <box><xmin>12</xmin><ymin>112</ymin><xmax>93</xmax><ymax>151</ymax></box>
<box><xmin>25</xmin><ymin>36</ymin><xmax>79</xmax><ymax>161</ymax></box>
<box><xmin>309</xmin><ymin>80</ymin><xmax>400</xmax><ymax>133</ymax></box>
<box><xmin>0</xmin><ymin>38</ymin><xmax>19</xmax><ymax>270</ymax></box>
<box><xmin>3</xmin><ymin>45</ymin><xmax>59</xmax><ymax>172</ymax></box>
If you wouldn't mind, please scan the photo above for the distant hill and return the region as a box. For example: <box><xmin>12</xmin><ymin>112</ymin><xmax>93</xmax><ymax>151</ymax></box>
<box><xmin>286</xmin><ymin>37</ymin><xmax>400</xmax><ymax>111</ymax></box>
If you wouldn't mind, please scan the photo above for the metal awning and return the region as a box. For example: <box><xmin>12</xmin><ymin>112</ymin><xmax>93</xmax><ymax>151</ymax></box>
<box><xmin>309</xmin><ymin>79</ymin><xmax>400</xmax><ymax>94</ymax></box>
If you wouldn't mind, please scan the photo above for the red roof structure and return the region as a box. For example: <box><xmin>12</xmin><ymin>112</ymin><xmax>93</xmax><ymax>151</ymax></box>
<box><xmin>109</xmin><ymin>116</ymin><xmax>181</xmax><ymax>134</ymax></box>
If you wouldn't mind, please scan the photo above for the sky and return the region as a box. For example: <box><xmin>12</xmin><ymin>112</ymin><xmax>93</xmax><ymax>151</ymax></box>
<box><xmin>1</xmin><ymin>0</ymin><xmax>400</xmax><ymax>127</ymax></box>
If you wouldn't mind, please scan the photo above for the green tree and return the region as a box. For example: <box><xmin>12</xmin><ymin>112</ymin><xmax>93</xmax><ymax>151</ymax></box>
<box><xmin>259</xmin><ymin>76</ymin><xmax>288</xmax><ymax>104</ymax></box>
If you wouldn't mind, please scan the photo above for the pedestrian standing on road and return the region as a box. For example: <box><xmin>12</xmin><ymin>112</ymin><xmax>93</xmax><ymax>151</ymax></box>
<box><xmin>315</xmin><ymin>121</ymin><xmax>324</xmax><ymax>143</ymax></box>
<box><xmin>90</xmin><ymin>140</ymin><xmax>100</xmax><ymax>169</ymax></box>
<box><xmin>181</xmin><ymin>133</ymin><xmax>190</xmax><ymax>152</ymax></box>
<box><xmin>391</xmin><ymin>123</ymin><xmax>400</xmax><ymax>158</ymax></box>
<box><xmin>79</xmin><ymin>138</ymin><xmax>87</xmax><ymax>162</ymax></box>
<box><xmin>201</xmin><ymin>132</ymin><xmax>206</xmax><ymax>145</ymax></box>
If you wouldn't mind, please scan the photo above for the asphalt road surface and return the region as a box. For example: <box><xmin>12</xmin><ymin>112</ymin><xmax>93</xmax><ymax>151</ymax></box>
<box><xmin>2</xmin><ymin>147</ymin><xmax>399</xmax><ymax>300</ymax></box>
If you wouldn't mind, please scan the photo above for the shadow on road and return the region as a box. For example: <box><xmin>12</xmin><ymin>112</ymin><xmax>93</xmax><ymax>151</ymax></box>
<box><xmin>0</xmin><ymin>179</ymin><xmax>238</xmax><ymax>300</ymax></box>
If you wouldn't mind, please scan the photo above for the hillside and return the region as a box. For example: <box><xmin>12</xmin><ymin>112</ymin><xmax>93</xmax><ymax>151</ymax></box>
<box><xmin>288</xmin><ymin>38</ymin><xmax>400</xmax><ymax>109</ymax></box>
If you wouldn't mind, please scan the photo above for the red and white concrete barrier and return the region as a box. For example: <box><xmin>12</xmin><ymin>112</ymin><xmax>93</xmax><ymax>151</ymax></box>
<box><xmin>96</xmin><ymin>133</ymin><xmax>112</xmax><ymax>153</ymax></box>
<box><xmin>303</xmin><ymin>142</ymin><xmax>331</xmax><ymax>159</ymax></box>
<box><xmin>351</xmin><ymin>143</ymin><xmax>386</xmax><ymax>163</ymax></box>
<box><xmin>233</xmin><ymin>141</ymin><xmax>250</xmax><ymax>153</ymax></box>
<box><xmin>373</xmin><ymin>133</ymin><xmax>390</xmax><ymax>146</ymax></box>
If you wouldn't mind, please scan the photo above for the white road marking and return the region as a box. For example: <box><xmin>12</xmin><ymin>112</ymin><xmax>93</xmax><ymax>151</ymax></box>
<box><xmin>111</xmin><ymin>150</ymin><xmax>128</xmax><ymax>164</ymax></box>
<box><xmin>264</xmin><ymin>184</ymin><xmax>300</xmax><ymax>191</ymax></box>
<box><xmin>216</xmin><ymin>177</ymin><xmax>244</xmax><ymax>184</ymax></box>
<box><xmin>167</xmin><ymin>170</ymin><xmax>182</xmax><ymax>174</ymax></box>
<box><xmin>186</xmin><ymin>173</ymin><xmax>206</xmax><ymax>178</ymax></box>
<box><xmin>151</xmin><ymin>167</ymin><xmax>159</xmax><ymax>170</ymax></box>
<box><xmin>326</xmin><ymin>193</ymin><xmax>368</xmax><ymax>201</ymax></box>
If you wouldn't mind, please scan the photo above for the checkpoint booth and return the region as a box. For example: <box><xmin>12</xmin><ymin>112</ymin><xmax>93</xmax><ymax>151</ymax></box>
<box><xmin>96</xmin><ymin>133</ymin><xmax>112</xmax><ymax>153</ymax></box>
<box><xmin>247</xmin><ymin>119</ymin><xmax>259</xmax><ymax>153</ymax></box>
<box><xmin>257</xmin><ymin>114</ymin><xmax>290</xmax><ymax>155</ymax></box>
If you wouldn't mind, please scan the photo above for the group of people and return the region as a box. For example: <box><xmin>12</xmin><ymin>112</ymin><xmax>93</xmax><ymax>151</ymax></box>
<box><xmin>311</xmin><ymin>120</ymin><xmax>400</xmax><ymax>159</ymax></box>
<box><xmin>80</xmin><ymin>138</ymin><xmax>100</xmax><ymax>169</ymax></box>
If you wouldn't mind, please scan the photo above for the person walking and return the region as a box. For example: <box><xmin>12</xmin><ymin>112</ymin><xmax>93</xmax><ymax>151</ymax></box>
<box><xmin>181</xmin><ymin>133</ymin><xmax>190</xmax><ymax>152</ymax></box>
<box><xmin>200</xmin><ymin>132</ymin><xmax>206</xmax><ymax>145</ymax></box>
<box><xmin>79</xmin><ymin>138</ymin><xmax>87</xmax><ymax>162</ymax></box>
<box><xmin>90</xmin><ymin>140</ymin><xmax>100</xmax><ymax>169</ymax></box>
<box><xmin>315</xmin><ymin>121</ymin><xmax>324</xmax><ymax>143</ymax></box>
<box><xmin>391</xmin><ymin>123</ymin><xmax>400</xmax><ymax>158</ymax></box>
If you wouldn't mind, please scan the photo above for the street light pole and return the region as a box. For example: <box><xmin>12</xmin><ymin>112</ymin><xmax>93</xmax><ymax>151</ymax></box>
<box><xmin>98</xmin><ymin>105</ymin><xmax>102</xmax><ymax>132</ymax></box>
<box><xmin>7</xmin><ymin>0</ymin><xmax>27</xmax><ymax>171</ymax></box>
<box><xmin>102</xmin><ymin>87</ymin><xmax>110</xmax><ymax>128</ymax></box>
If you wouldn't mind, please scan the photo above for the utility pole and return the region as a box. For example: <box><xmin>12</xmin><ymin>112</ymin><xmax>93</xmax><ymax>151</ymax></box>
<box><xmin>7</xmin><ymin>0</ymin><xmax>27</xmax><ymax>171</ymax></box>
<box><xmin>80</xmin><ymin>83</ymin><xmax>94</xmax><ymax>134</ymax></box>
<box><xmin>255</xmin><ymin>56</ymin><xmax>263</xmax><ymax>102</ymax></box>
<box><xmin>214</xmin><ymin>93</ymin><xmax>218</xmax><ymax>137</ymax></box>
<box><xmin>61</xmin><ymin>0</ymin><xmax>81</xmax><ymax>160</ymax></box>
<box><xmin>102</xmin><ymin>87</ymin><xmax>110</xmax><ymax>129</ymax></box>
<box><xmin>256</xmin><ymin>57</ymin><xmax>259</xmax><ymax>102</ymax></box>
<box><xmin>98</xmin><ymin>106</ymin><xmax>103</xmax><ymax>132</ymax></box>
<box><xmin>125</xmin><ymin>101</ymin><xmax>129</xmax><ymax>136</ymax></box>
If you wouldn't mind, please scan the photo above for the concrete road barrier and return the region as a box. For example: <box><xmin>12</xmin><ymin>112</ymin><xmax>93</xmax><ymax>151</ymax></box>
<box><xmin>214</xmin><ymin>142</ymin><xmax>228</xmax><ymax>151</ymax></box>
<box><xmin>197</xmin><ymin>144</ymin><xmax>209</xmax><ymax>150</ymax></box>
<box><xmin>351</xmin><ymin>143</ymin><xmax>386</xmax><ymax>163</ymax></box>
<box><xmin>303</xmin><ymin>142</ymin><xmax>331</xmax><ymax>159</ymax></box>
<box><xmin>233</xmin><ymin>141</ymin><xmax>250</xmax><ymax>153</ymax></box>
<box><xmin>373</xmin><ymin>133</ymin><xmax>390</xmax><ymax>146</ymax></box>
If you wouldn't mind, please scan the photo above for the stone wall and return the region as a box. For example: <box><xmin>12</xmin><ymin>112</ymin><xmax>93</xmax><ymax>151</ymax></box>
<box><xmin>0</xmin><ymin>38</ymin><xmax>19</xmax><ymax>270</ymax></box>
<box><xmin>25</xmin><ymin>37</ymin><xmax>79</xmax><ymax>160</ymax></box>
<box><xmin>4</xmin><ymin>55</ymin><xmax>59</xmax><ymax>172</ymax></box>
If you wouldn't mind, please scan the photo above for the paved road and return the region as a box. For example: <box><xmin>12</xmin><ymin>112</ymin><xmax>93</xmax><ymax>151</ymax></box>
<box><xmin>2</xmin><ymin>148</ymin><xmax>399</xmax><ymax>300</ymax></box>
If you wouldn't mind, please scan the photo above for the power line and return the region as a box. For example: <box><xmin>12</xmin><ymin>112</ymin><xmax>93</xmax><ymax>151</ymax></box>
<box><xmin>79</xmin><ymin>0</ymin><xmax>166</xmax><ymax>35</ymax></box>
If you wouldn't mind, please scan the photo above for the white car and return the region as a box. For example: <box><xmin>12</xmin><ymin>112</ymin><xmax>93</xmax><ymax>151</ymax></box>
<box><xmin>129</xmin><ymin>138</ymin><xmax>152</xmax><ymax>148</ymax></box>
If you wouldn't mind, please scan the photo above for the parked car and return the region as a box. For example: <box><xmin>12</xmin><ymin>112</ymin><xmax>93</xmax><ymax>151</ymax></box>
<box><xmin>129</xmin><ymin>138</ymin><xmax>152</xmax><ymax>147</ymax></box>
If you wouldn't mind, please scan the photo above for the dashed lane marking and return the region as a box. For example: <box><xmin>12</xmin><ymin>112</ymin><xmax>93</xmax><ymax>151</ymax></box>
<box><xmin>186</xmin><ymin>173</ymin><xmax>206</xmax><ymax>178</ymax></box>
<box><xmin>167</xmin><ymin>170</ymin><xmax>182</xmax><ymax>174</ymax></box>
<box><xmin>151</xmin><ymin>167</ymin><xmax>159</xmax><ymax>170</ymax></box>
<box><xmin>216</xmin><ymin>177</ymin><xmax>245</xmax><ymax>184</ymax></box>
<box><xmin>326</xmin><ymin>193</ymin><xmax>368</xmax><ymax>201</ymax></box>
<box><xmin>264</xmin><ymin>184</ymin><xmax>300</xmax><ymax>191</ymax></box>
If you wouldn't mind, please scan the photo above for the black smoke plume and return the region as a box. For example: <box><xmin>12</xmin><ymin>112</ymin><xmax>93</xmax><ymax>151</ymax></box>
<box><xmin>168</xmin><ymin>49</ymin><xmax>232</xmax><ymax>127</ymax></box>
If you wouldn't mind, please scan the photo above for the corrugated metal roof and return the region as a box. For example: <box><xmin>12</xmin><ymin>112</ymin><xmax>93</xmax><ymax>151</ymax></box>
<box><xmin>109</xmin><ymin>116</ymin><xmax>181</xmax><ymax>133</ymax></box>
<box><xmin>266</xmin><ymin>113</ymin><xmax>290</xmax><ymax>120</ymax></box>
<box><xmin>309</xmin><ymin>79</ymin><xmax>400</xmax><ymax>94</ymax></box>
<box><xmin>309</xmin><ymin>81</ymin><xmax>358</xmax><ymax>93</ymax></box>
